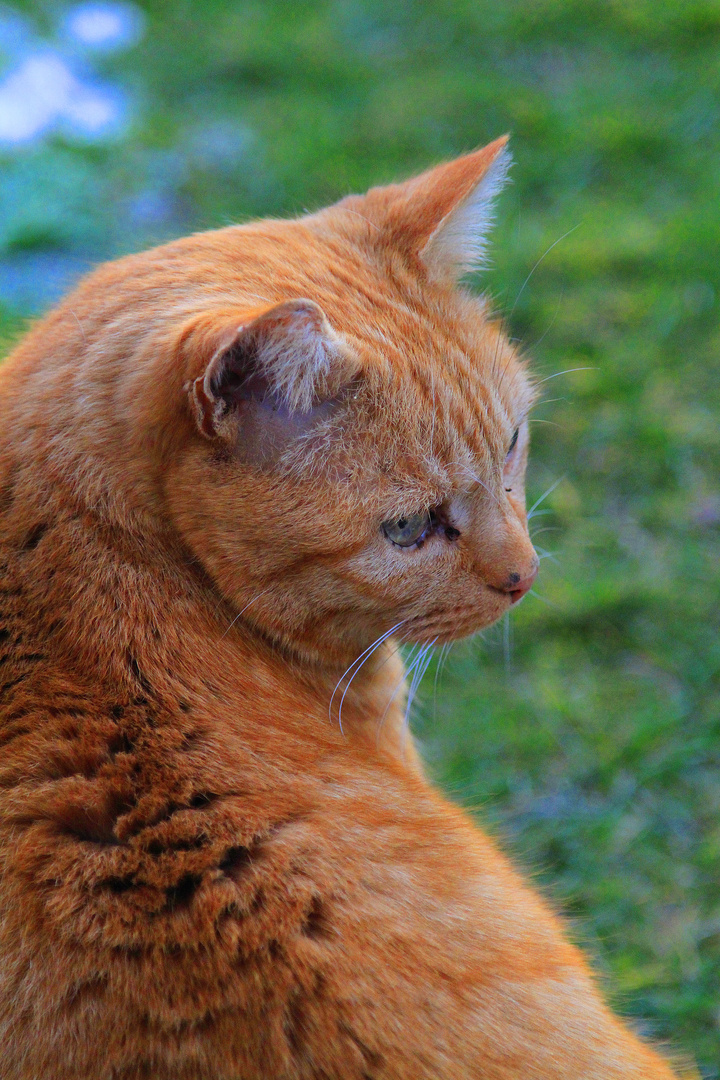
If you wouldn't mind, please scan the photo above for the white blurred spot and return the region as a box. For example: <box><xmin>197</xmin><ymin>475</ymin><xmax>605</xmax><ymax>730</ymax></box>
<box><xmin>66</xmin><ymin>2</ymin><xmax>144</xmax><ymax>50</ymax></box>
<box><xmin>0</xmin><ymin>52</ymin><xmax>122</xmax><ymax>143</ymax></box>
<box><xmin>64</xmin><ymin>84</ymin><xmax>119</xmax><ymax>135</ymax></box>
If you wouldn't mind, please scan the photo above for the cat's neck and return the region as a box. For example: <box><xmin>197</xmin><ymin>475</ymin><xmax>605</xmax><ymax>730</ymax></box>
<box><xmin>2</xmin><ymin>482</ymin><xmax>417</xmax><ymax>770</ymax></box>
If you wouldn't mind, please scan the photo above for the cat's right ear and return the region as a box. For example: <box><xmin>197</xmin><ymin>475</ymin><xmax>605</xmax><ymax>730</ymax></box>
<box><xmin>341</xmin><ymin>136</ymin><xmax>511</xmax><ymax>283</ymax></box>
<box><xmin>182</xmin><ymin>298</ymin><xmax>360</xmax><ymax>445</ymax></box>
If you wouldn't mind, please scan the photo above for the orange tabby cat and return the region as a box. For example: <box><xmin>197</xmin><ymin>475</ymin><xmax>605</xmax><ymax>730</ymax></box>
<box><xmin>0</xmin><ymin>137</ymin><xmax>688</xmax><ymax>1079</ymax></box>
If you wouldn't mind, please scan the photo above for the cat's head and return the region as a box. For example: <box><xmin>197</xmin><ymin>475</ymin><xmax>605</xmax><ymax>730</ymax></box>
<box><xmin>155</xmin><ymin>135</ymin><xmax>538</xmax><ymax>665</ymax></box>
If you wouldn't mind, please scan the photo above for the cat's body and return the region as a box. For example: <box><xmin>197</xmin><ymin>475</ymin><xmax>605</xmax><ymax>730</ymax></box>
<box><xmin>0</xmin><ymin>140</ymin><xmax>683</xmax><ymax>1078</ymax></box>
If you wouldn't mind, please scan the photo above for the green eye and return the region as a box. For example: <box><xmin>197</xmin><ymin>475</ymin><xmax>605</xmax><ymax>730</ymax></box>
<box><xmin>382</xmin><ymin>511</ymin><xmax>432</xmax><ymax>548</ymax></box>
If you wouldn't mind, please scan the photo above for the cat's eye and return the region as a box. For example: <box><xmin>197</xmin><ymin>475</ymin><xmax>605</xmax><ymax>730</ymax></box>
<box><xmin>382</xmin><ymin>511</ymin><xmax>432</xmax><ymax>548</ymax></box>
<box><xmin>506</xmin><ymin>428</ymin><xmax>519</xmax><ymax>458</ymax></box>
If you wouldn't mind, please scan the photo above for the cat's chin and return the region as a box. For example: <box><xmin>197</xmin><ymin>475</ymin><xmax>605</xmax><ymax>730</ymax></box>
<box><xmin>400</xmin><ymin>594</ymin><xmax>517</xmax><ymax>644</ymax></box>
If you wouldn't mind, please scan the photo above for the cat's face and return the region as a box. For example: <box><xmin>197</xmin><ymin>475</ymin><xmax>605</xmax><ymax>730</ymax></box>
<box><xmin>163</xmin><ymin>137</ymin><xmax>538</xmax><ymax>664</ymax></box>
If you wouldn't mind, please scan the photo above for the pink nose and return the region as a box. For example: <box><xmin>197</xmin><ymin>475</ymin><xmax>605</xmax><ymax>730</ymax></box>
<box><xmin>502</xmin><ymin>566</ymin><xmax>538</xmax><ymax>604</ymax></box>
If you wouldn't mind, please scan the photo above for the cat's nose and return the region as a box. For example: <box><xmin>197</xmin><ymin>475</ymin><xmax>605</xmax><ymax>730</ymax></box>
<box><xmin>498</xmin><ymin>565</ymin><xmax>538</xmax><ymax>604</ymax></box>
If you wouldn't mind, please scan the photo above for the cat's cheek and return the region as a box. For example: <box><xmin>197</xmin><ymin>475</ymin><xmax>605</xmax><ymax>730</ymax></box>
<box><xmin>343</xmin><ymin>535</ymin><xmax>454</xmax><ymax>611</ymax></box>
<box><xmin>400</xmin><ymin>576</ymin><xmax>515</xmax><ymax>642</ymax></box>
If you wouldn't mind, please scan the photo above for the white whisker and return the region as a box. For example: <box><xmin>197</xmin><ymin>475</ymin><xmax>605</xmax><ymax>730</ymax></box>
<box><xmin>530</xmin><ymin>526</ymin><xmax>560</xmax><ymax>538</ymax></box>
<box><xmin>503</xmin><ymin>611</ymin><xmax>512</xmax><ymax>675</ymax></box>
<box><xmin>403</xmin><ymin>639</ymin><xmax>438</xmax><ymax>730</ymax></box>
<box><xmin>527</xmin><ymin>476</ymin><xmax>564</xmax><ymax>519</ymax></box>
<box><xmin>399</xmin><ymin>640</ymin><xmax>422</xmax><ymax>665</ymax></box>
<box><xmin>527</xmin><ymin>284</ymin><xmax>565</xmax><ymax>351</ymax></box>
<box><xmin>330</xmin><ymin>621</ymin><xmax>405</xmax><ymax>734</ymax></box>
<box><xmin>376</xmin><ymin>669</ymin><xmax>411</xmax><ymax>747</ymax></box>
<box><xmin>438</xmin><ymin>640</ymin><xmax>454</xmax><ymax>681</ymax></box>
<box><xmin>446</xmin><ymin>461</ymin><xmax>501</xmax><ymax>505</ymax></box>
<box><xmin>433</xmin><ymin>641</ymin><xmax>451</xmax><ymax>721</ymax></box>
<box><xmin>340</xmin><ymin>206</ymin><xmax>381</xmax><ymax>232</ymax></box>
<box><xmin>492</xmin><ymin>323</ymin><xmax>505</xmax><ymax>384</ymax></box>
<box><xmin>536</xmin><ymin>550</ymin><xmax>559</xmax><ymax>565</ymax></box>
<box><xmin>535</xmin><ymin>366</ymin><xmax>594</xmax><ymax>385</ymax></box>
<box><xmin>528</xmin><ymin>588</ymin><xmax>560</xmax><ymax>608</ymax></box>
<box><xmin>222</xmin><ymin>588</ymin><xmax>272</xmax><ymax>638</ymax></box>
<box><xmin>509</xmin><ymin>223</ymin><xmax>582</xmax><ymax>321</ymax></box>
<box><xmin>527</xmin><ymin>508</ymin><xmax>553</xmax><ymax>521</ymax></box>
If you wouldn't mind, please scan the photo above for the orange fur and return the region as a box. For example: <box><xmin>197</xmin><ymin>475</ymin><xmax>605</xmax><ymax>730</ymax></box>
<box><xmin>0</xmin><ymin>140</ymin><xmax>687</xmax><ymax>1078</ymax></box>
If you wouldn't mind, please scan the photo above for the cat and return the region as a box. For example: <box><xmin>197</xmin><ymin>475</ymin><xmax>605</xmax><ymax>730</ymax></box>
<box><xmin>0</xmin><ymin>136</ymin><xmax>690</xmax><ymax>1079</ymax></box>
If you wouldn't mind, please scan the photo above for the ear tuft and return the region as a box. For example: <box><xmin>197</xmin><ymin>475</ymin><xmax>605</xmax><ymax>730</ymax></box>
<box><xmin>339</xmin><ymin>135</ymin><xmax>511</xmax><ymax>284</ymax></box>
<box><xmin>239</xmin><ymin>299</ymin><xmax>355</xmax><ymax>414</ymax></box>
<box><xmin>420</xmin><ymin>143</ymin><xmax>511</xmax><ymax>279</ymax></box>
<box><xmin>188</xmin><ymin>299</ymin><xmax>360</xmax><ymax>441</ymax></box>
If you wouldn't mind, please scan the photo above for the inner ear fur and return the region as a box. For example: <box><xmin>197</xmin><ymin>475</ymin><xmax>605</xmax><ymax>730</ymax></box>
<box><xmin>186</xmin><ymin>299</ymin><xmax>361</xmax><ymax>441</ymax></box>
<box><xmin>339</xmin><ymin>135</ymin><xmax>511</xmax><ymax>282</ymax></box>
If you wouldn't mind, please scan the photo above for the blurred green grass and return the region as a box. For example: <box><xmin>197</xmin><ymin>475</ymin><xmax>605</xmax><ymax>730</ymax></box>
<box><xmin>2</xmin><ymin>1</ymin><xmax>719</xmax><ymax>1074</ymax></box>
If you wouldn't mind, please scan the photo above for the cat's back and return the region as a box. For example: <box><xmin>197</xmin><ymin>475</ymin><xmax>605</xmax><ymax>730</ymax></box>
<box><xmin>0</xmin><ymin>609</ymin><xmax>560</xmax><ymax>1080</ymax></box>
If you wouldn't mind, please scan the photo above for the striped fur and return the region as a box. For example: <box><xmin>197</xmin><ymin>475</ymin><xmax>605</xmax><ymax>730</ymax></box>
<box><xmin>0</xmin><ymin>141</ymin><xmax>686</xmax><ymax>1078</ymax></box>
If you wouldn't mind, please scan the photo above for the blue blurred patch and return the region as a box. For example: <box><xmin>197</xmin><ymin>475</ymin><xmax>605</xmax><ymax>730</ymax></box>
<box><xmin>0</xmin><ymin>250</ymin><xmax>92</xmax><ymax>312</ymax></box>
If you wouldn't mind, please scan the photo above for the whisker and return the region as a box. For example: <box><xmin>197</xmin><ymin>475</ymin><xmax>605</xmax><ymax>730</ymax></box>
<box><xmin>330</xmin><ymin>621</ymin><xmax>405</xmax><ymax>733</ymax></box>
<box><xmin>370</xmin><ymin>634</ymin><xmax>405</xmax><ymax>679</ymax></box>
<box><xmin>399</xmin><ymin>640</ymin><xmax>422</xmax><ymax>665</ymax></box>
<box><xmin>529</xmin><ymin>526</ymin><xmax>560</xmax><ymax>539</ymax></box>
<box><xmin>527</xmin><ymin>284</ymin><xmax>565</xmax><ymax>351</ymax></box>
<box><xmin>439</xmin><ymin>640</ymin><xmax>454</xmax><ymax>682</ymax></box>
<box><xmin>535</xmin><ymin>366</ymin><xmax>594</xmax><ymax>385</ymax></box>
<box><xmin>534</xmin><ymin>542</ymin><xmax>557</xmax><ymax>554</ymax></box>
<box><xmin>69</xmin><ymin>309</ymin><xmax>87</xmax><ymax>343</ymax></box>
<box><xmin>433</xmin><ymin>641</ymin><xmax>451</xmax><ymax>721</ymax></box>
<box><xmin>528</xmin><ymin>588</ymin><xmax>560</xmax><ymax>609</ymax></box>
<box><xmin>526</xmin><ymin>508</ymin><xmax>553</xmax><ymax>521</ymax></box>
<box><xmin>376</xmin><ymin>669</ymin><xmax>410</xmax><ymax>747</ymax></box>
<box><xmin>491</xmin><ymin>323</ymin><xmax>506</xmax><ymax>385</ymax></box>
<box><xmin>536</xmin><ymin>551</ymin><xmax>559</xmax><ymax>565</ymax></box>
<box><xmin>401</xmin><ymin>639</ymin><xmax>427</xmax><ymax>683</ymax></box>
<box><xmin>527</xmin><ymin>476</ymin><xmax>565</xmax><ymax>519</ymax></box>
<box><xmin>337</xmin><ymin>634</ymin><xmax>402</xmax><ymax>736</ymax></box>
<box><xmin>503</xmin><ymin>611</ymin><xmax>512</xmax><ymax>675</ymax></box>
<box><xmin>402</xmin><ymin>645</ymin><xmax>426</xmax><ymax>710</ymax></box>
<box><xmin>446</xmin><ymin>461</ymin><xmax>501</xmax><ymax>505</ymax></box>
<box><xmin>376</xmin><ymin>631</ymin><xmax>435</xmax><ymax>744</ymax></box>
<box><xmin>403</xmin><ymin>639</ymin><xmax>438</xmax><ymax>730</ymax></box>
<box><xmin>336</xmin><ymin>622</ymin><xmax>406</xmax><ymax>732</ymax></box>
<box><xmin>222</xmin><ymin>588</ymin><xmax>272</xmax><ymax>638</ymax></box>
<box><xmin>509</xmin><ymin>223</ymin><xmax>582</xmax><ymax>321</ymax></box>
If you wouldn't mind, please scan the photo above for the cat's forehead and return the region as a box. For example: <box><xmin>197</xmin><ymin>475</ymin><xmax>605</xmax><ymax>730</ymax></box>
<box><xmin>299</xmin><ymin>207</ymin><xmax>533</xmax><ymax>430</ymax></box>
<box><xmin>277</xmin><ymin>264</ymin><xmax>534</xmax><ymax>504</ymax></box>
<box><xmin>319</xmin><ymin>270</ymin><xmax>534</xmax><ymax>452</ymax></box>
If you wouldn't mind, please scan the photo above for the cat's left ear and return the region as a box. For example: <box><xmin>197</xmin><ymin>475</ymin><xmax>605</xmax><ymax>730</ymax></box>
<box><xmin>349</xmin><ymin>135</ymin><xmax>511</xmax><ymax>282</ymax></box>
<box><xmin>183</xmin><ymin>298</ymin><xmax>360</xmax><ymax>442</ymax></box>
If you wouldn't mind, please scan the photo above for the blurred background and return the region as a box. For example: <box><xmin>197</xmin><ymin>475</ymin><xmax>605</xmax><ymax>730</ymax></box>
<box><xmin>0</xmin><ymin>0</ymin><xmax>718</xmax><ymax>1072</ymax></box>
